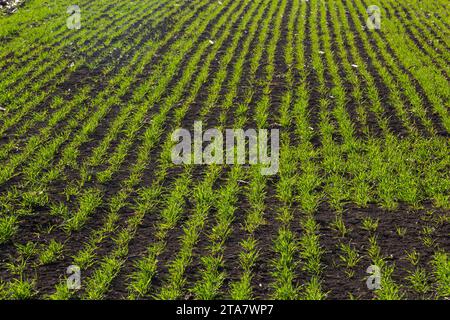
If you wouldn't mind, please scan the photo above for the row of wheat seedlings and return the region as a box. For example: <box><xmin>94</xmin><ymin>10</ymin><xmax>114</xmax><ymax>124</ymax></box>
<box><xmin>292</xmin><ymin>0</ymin><xmax>342</xmax><ymax>300</ymax></box>
<box><xmin>289</xmin><ymin>0</ymin><xmax>328</xmax><ymax>301</ymax></box>
<box><xmin>0</xmin><ymin>0</ymin><xmax>202</xmax><ymax>185</ymax></box>
<box><xmin>0</xmin><ymin>0</ymin><xmax>224</xmax><ymax>296</ymax></box>
<box><xmin>228</xmin><ymin>165</ymin><xmax>267</xmax><ymax>299</ymax></box>
<box><xmin>190</xmin><ymin>164</ymin><xmax>243</xmax><ymax>299</ymax></box>
<box><xmin>48</xmin><ymin>0</ymin><xmax>257</xmax><ymax>300</ymax></box>
<box><xmin>277</xmin><ymin>0</ymin><xmax>324</xmax><ymax>300</ymax></box>
<box><xmin>39</xmin><ymin>0</ymin><xmax>227</xmax><ymax>295</ymax></box>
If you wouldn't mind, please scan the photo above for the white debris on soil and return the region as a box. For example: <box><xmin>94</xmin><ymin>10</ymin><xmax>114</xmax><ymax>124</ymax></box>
<box><xmin>319</xmin><ymin>50</ymin><xmax>325</xmax><ymax>54</ymax></box>
<box><xmin>0</xmin><ymin>0</ymin><xmax>24</xmax><ymax>13</ymax></box>
<box><xmin>208</xmin><ymin>39</ymin><xmax>215</xmax><ymax>44</ymax></box>
<box><xmin>0</xmin><ymin>107</ymin><xmax>6</xmax><ymax>111</ymax></box>
<box><xmin>351</xmin><ymin>64</ymin><xmax>358</xmax><ymax>68</ymax></box>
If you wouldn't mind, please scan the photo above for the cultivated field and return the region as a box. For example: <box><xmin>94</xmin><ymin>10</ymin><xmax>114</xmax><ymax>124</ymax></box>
<box><xmin>0</xmin><ymin>0</ymin><xmax>449</xmax><ymax>300</ymax></box>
